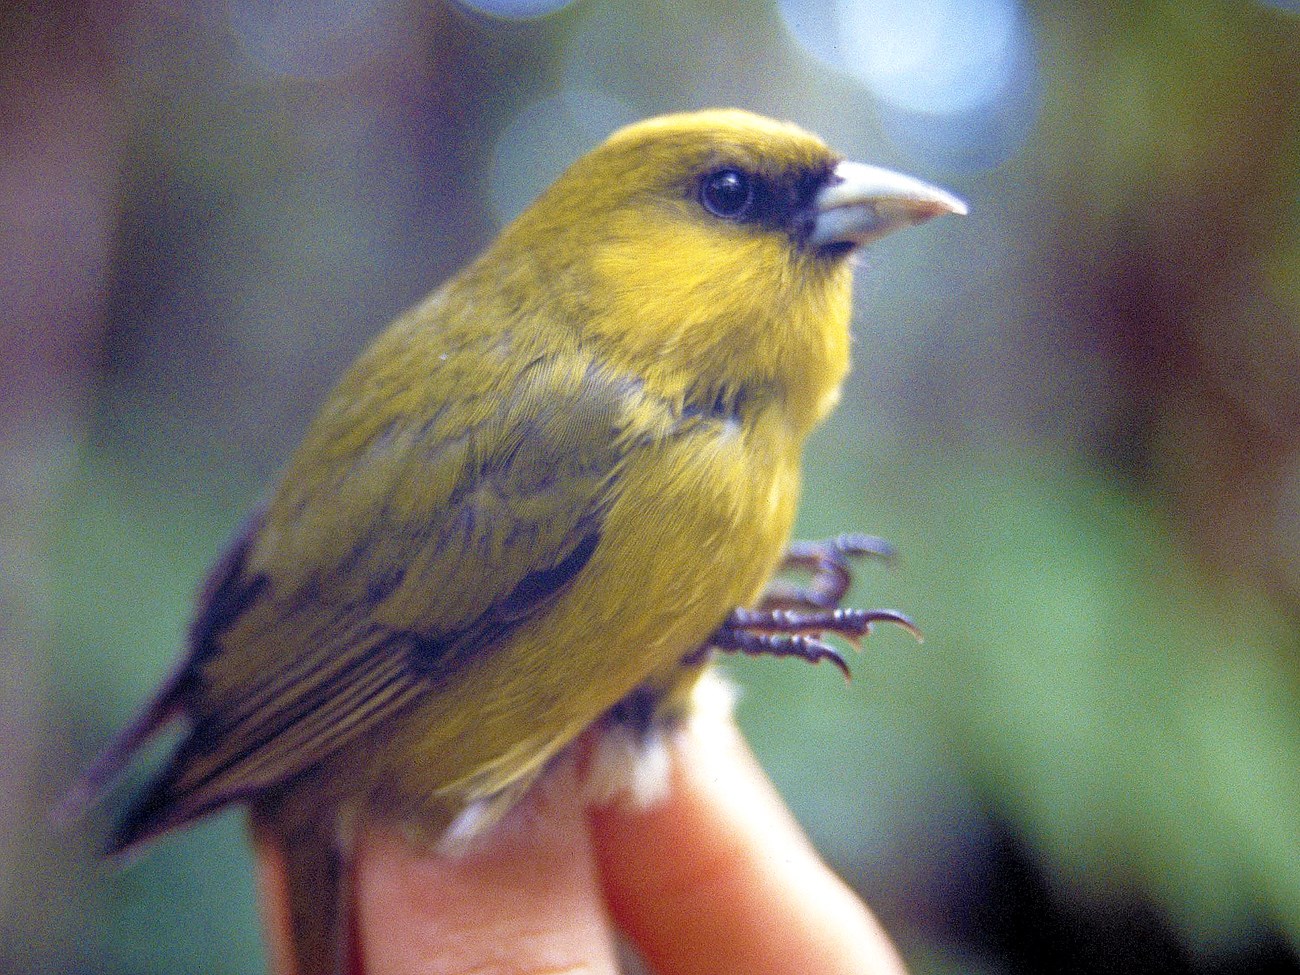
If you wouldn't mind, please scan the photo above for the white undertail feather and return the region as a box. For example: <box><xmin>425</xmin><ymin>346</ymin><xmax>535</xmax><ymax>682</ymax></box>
<box><xmin>583</xmin><ymin>667</ymin><xmax>739</xmax><ymax>809</ymax></box>
<box><xmin>583</xmin><ymin>724</ymin><xmax>673</xmax><ymax>809</ymax></box>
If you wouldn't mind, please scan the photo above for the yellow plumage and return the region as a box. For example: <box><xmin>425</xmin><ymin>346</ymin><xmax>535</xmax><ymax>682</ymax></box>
<box><xmin>81</xmin><ymin>108</ymin><xmax>962</xmax><ymax>974</ymax></box>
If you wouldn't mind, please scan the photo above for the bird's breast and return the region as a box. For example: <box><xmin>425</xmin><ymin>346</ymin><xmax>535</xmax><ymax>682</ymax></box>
<box><xmin>585</xmin><ymin>401</ymin><xmax>802</xmax><ymax>666</ymax></box>
<box><xmin>379</xmin><ymin>400</ymin><xmax>802</xmax><ymax>810</ymax></box>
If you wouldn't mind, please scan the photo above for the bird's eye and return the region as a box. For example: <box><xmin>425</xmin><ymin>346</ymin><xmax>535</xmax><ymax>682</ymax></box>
<box><xmin>699</xmin><ymin>168</ymin><xmax>755</xmax><ymax>220</ymax></box>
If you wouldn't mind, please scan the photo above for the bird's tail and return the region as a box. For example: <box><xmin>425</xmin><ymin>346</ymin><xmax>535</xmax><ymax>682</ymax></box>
<box><xmin>52</xmin><ymin>661</ymin><xmax>189</xmax><ymax>830</ymax></box>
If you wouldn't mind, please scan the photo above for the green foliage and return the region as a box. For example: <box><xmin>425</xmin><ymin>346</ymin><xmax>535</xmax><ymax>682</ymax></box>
<box><xmin>743</xmin><ymin>439</ymin><xmax>1300</xmax><ymax>952</ymax></box>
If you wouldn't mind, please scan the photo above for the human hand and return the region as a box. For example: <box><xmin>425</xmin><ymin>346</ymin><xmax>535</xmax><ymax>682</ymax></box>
<box><xmin>254</xmin><ymin>711</ymin><xmax>908</xmax><ymax>975</ymax></box>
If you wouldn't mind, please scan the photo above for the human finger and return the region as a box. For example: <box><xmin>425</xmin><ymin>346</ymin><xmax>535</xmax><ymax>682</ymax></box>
<box><xmin>589</xmin><ymin>701</ymin><xmax>908</xmax><ymax>975</ymax></box>
<box><xmin>254</xmin><ymin>774</ymin><xmax>621</xmax><ymax>975</ymax></box>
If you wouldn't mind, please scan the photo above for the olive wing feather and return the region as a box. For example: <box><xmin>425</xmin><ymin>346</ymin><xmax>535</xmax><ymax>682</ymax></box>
<box><xmin>109</xmin><ymin>356</ymin><xmax>640</xmax><ymax>851</ymax></box>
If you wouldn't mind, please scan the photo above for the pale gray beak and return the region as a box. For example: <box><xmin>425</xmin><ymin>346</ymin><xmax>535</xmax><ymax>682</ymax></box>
<box><xmin>808</xmin><ymin>160</ymin><xmax>967</xmax><ymax>250</ymax></box>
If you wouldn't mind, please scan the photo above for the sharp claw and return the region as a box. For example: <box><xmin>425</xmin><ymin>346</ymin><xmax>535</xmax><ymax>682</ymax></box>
<box><xmin>867</xmin><ymin>609</ymin><xmax>923</xmax><ymax>643</ymax></box>
<box><xmin>699</xmin><ymin>627</ymin><xmax>853</xmax><ymax>680</ymax></box>
<box><xmin>725</xmin><ymin>606</ymin><xmax>918</xmax><ymax>642</ymax></box>
<box><xmin>759</xmin><ymin>634</ymin><xmax>851</xmax><ymax>681</ymax></box>
<box><xmin>802</xmin><ymin>637</ymin><xmax>853</xmax><ymax>682</ymax></box>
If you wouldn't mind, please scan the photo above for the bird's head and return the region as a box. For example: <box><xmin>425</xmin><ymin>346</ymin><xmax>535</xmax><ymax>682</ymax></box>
<box><xmin>476</xmin><ymin>109</ymin><xmax>965</xmax><ymax>430</ymax></box>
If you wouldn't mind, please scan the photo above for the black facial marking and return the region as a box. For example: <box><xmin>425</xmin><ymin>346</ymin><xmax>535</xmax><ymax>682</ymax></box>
<box><xmin>695</xmin><ymin>160</ymin><xmax>837</xmax><ymax>248</ymax></box>
<box><xmin>681</xmin><ymin>382</ymin><xmax>748</xmax><ymax>426</ymax></box>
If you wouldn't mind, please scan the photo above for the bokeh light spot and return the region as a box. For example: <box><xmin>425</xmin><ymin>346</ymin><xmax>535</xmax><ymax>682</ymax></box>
<box><xmin>779</xmin><ymin>0</ymin><xmax>1038</xmax><ymax>168</ymax></box>
<box><xmin>840</xmin><ymin>0</ymin><xmax>1021</xmax><ymax>115</ymax></box>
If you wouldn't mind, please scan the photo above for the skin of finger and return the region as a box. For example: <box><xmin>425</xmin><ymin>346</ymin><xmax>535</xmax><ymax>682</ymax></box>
<box><xmin>356</xmin><ymin>778</ymin><xmax>622</xmax><ymax>975</ymax></box>
<box><xmin>588</xmin><ymin>714</ymin><xmax>909</xmax><ymax>975</ymax></box>
<box><xmin>253</xmin><ymin>780</ymin><xmax>621</xmax><ymax>975</ymax></box>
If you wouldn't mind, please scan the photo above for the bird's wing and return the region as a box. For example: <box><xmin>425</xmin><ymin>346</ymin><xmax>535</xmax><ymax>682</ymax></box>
<box><xmin>109</xmin><ymin>353</ymin><xmax>655</xmax><ymax>850</ymax></box>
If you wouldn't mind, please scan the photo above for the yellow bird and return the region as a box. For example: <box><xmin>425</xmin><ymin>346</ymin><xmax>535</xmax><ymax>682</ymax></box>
<box><xmin>79</xmin><ymin>109</ymin><xmax>964</xmax><ymax>973</ymax></box>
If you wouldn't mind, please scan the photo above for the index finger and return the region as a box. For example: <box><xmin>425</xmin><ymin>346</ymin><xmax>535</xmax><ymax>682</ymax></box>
<box><xmin>252</xmin><ymin>770</ymin><xmax>622</xmax><ymax>975</ymax></box>
<box><xmin>589</xmin><ymin>692</ymin><xmax>908</xmax><ymax>975</ymax></box>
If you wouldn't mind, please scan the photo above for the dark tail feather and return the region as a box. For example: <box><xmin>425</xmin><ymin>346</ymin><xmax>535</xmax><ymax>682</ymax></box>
<box><xmin>251</xmin><ymin>805</ymin><xmax>357</xmax><ymax>975</ymax></box>
<box><xmin>62</xmin><ymin>504</ymin><xmax>267</xmax><ymax>847</ymax></box>
<box><xmin>53</xmin><ymin>664</ymin><xmax>190</xmax><ymax>830</ymax></box>
<box><xmin>104</xmin><ymin>752</ymin><xmax>199</xmax><ymax>856</ymax></box>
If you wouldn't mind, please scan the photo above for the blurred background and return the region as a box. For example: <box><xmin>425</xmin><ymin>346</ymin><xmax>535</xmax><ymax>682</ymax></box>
<box><xmin>2</xmin><ymin>0</ymin><xmax>1298</xmax><ymax>971</ymax></box>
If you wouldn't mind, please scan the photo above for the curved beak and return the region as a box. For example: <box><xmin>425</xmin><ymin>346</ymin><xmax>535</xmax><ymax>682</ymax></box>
<box><xmin>808</xmin><ymin>160</ymin><xmax>967</xmax><ymax>250</ymax></box>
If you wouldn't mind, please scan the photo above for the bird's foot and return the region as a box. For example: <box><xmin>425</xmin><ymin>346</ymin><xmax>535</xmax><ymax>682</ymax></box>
<box><xmin>695</xmin><ymin>607</ymin><xmax>919</xmax><ymax>681</ymax></box>
<box><xmin>689</xmin><ymin>535</ymin><xmax>920</xmax><ymax>680</ymax></box>
<box><xmin>758</xmin><ymin>533</ymin><xmax>897</xmax><ymax>611</ymax></box>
